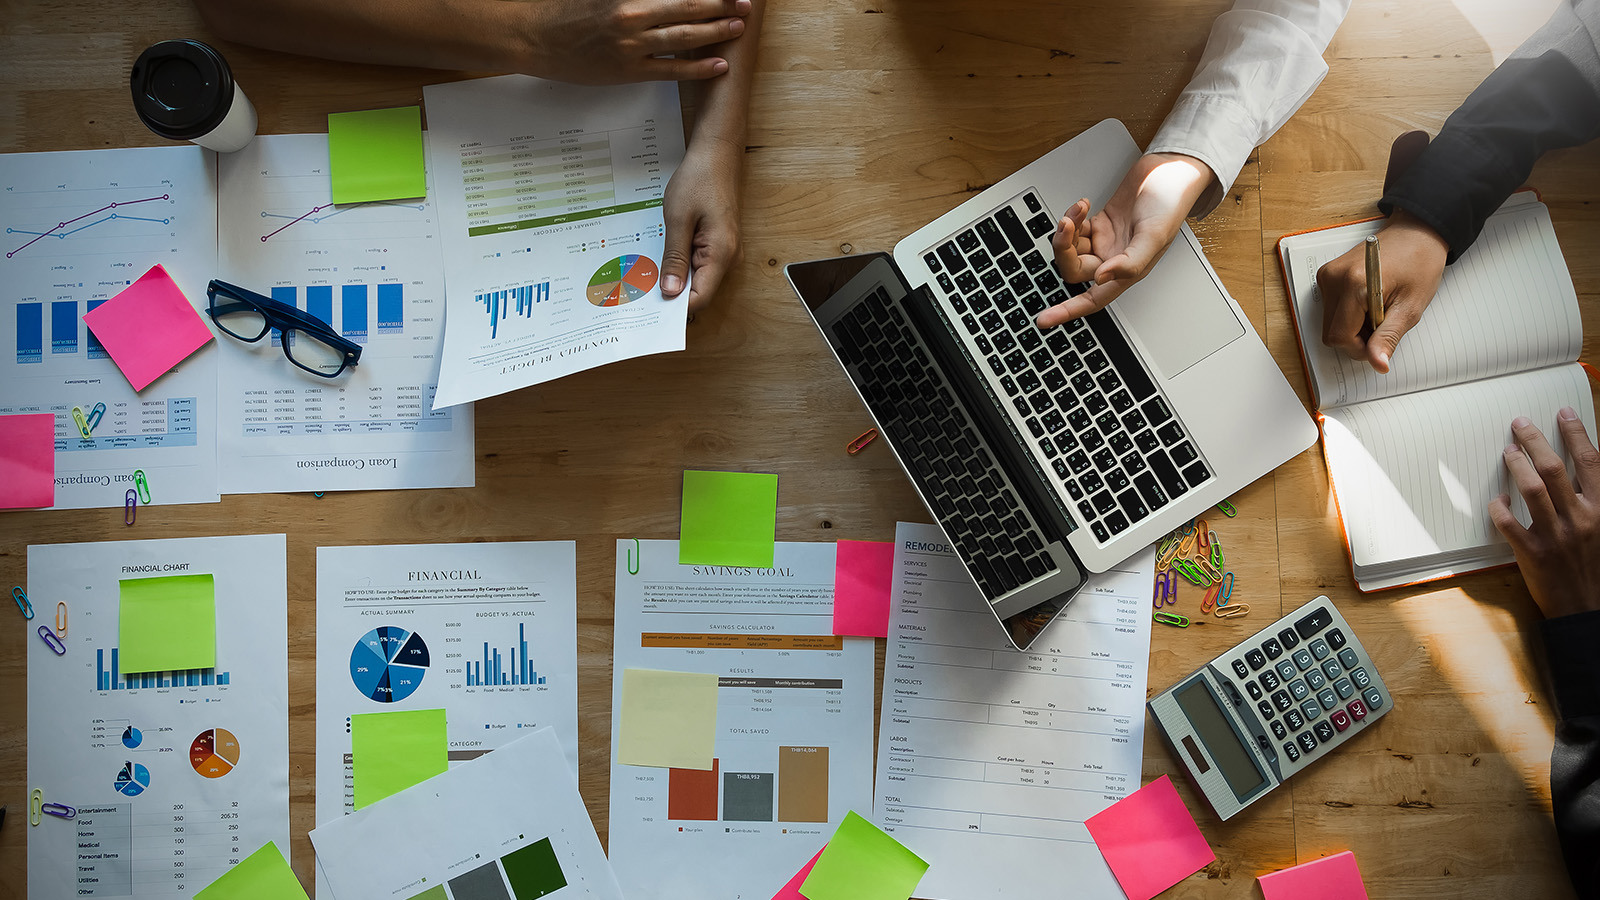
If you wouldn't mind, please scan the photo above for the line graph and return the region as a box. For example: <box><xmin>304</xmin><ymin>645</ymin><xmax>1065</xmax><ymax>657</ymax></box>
<box><xmin>260</xmin><ymin>200</ymin><xmax>428</xmax><ymax>242</ymax></box>
<box><xmin>6</xmin><ymin>194</ymin><xmax>171</xmax><ymax>258</ymax></box>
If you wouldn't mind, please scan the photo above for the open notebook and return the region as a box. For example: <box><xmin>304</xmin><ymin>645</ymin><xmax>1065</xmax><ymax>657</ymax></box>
<box><xmin>1280</xmin><ymin>192</ymin><xmax>1597</xmax><ymax>591</ymax></box>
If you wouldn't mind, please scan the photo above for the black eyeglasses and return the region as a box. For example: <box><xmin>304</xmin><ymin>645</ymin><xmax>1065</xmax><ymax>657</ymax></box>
<box><xmin>205</xmin><ymin>279</ymin><xmax>363</xmax><ymax>378</ymax></box>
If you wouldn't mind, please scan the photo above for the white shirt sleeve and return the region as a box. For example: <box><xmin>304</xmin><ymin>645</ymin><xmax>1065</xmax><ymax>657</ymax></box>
<box><xmin>1148</xmin><ymin>0</ymin><xmax>1352</xmax><ymax>216</ymax></box>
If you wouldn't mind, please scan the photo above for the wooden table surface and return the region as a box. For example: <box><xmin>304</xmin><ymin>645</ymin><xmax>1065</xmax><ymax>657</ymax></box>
<box><xmin>3</xmin><ymin>0</ymin><xmax>1597</xmax><ymax>897</ymax></box>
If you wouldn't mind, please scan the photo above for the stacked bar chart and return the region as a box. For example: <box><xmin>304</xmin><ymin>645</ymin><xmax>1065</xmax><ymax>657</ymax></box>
<box><xmin>466</xmin><ymin>621</ymin><xmax>548</xmax><ymax>687</ymax></box>
<box><xmin>476</xmin><ymin>281</ymin><xmax>549</xmax><ymax>339</ymax></box>
<box><xmin>96</xmin><ymin>647</ymin><xmax>231</xmax><ymax>690</ymax></box>
<box><xmin>665</xmin><ymin>747</ymin><xmax>829</xmax><ymax>823</ymax></box>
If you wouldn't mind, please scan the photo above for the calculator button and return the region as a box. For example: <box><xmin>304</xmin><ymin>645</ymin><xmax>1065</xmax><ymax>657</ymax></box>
<box><xmin>1225</xmin><ymin>682</ymin><xmax>1245</xmax><ymax>707</ymax></box>
<box><xmin>1278</xmin><ymin>628</ymin><xmax>1300</xmax><ymax>650</ymax></box>
<box><xmin>1260</xmin><ymin>670</ymin><xmax>1281</xmax><ymax>691</ymax></box>
<box><xmin>1350</xmin><ymin>667</ymin><xmax>1372</xmax><ymax>689</ymax></box>
<box><xmin>1232</xmin><ymin>659</ymin><xmax>1250</xmax><ymax>679</ymax></box>
<box><xmin>1292</xmin><ymin>649</ymin><xmax>1313</xmax><ymax>671</ymax></box>
<box><xmin>1256</xmin><ymin>733</ymin><xmax>1272</xmax><ymax>753</ymax></box>
<box><xmin>1337</xmin><ymin>648</ymin><xmax>1359</xmax><ymax>670</ymax></box>
<box><xmin>1326</xmin><ymin>628</ymin><xmax>1347</xmax><ymax>650</ymax></box>
<box><xmin>1301</xmin><ymin>700</ymin><xmax>1322</xmax><ymax>722</ymax></box>
<box><xmin>1334</xmin><ymin>677</ymin><xmax>1355</xmax><ymax>699</ymax></box>
<box><xmin>1305</xmin><ymin>669</ymin><xmax>1326</xmax><ymax>690</ymax></box>
<box><xmin>1257</xmin><ymin>700</ymin><xmax>1276</xmax><ymax>720</ymax></box>
<box><xmin>1310</xmin><ymin>639</ymin><xmax>1331</xmax><ymax>660</ymax></box>
<box><xmin>1283</xmin><ymin>708</ymin><xmax>1305</xmax><ymax>731</ymax></box>
<box><xmin>1289</xmin><ymin>679</ymin><xmax>1310</xmax><ymax>701</ymax></box>
<box><xmin>1321</xmin><ymin>659</ymin><xmax>1342</xmax><ymax>680</ymax></box>
<box><xmin>1245</xmin><ymin>649</ymin><xmax>1267</xmax><ymax>671</ymax></box>
<box><xmin>1271</xmin><ymin>690</ymin><xmax>1293</xmax><ymax>712</ymax></box>
<box><xmin>1275</xmin><ymin>660</ymin><xmax>1297</xmax><ymax>681</ymax></box>
<box><xmin>1246</xmin><ymin>681</ymin><xmax>1263</xmax><ymax>701</ymax></box>
<box><xmin>1330</xmin><ymin>709</ymin><xmax>1352</xmax><ymax>732</ymax></box>
<box><xmin>1296</xmin><ymin>731</ymin><xmax>1319</xmax><ymax>754</ymax></box>
<box><xmin>1347</xmin><ymin>698</ymin><xmax>1368</xmax><ymax>721</ymax></box>
<box><xmin>1263</xmin><ymin>638</ymin><xmax>1283</xmax><ymax>660</ymax></box>
<box><xmin>1362</xmin><ymin>687</ymin><xmax>1384</xmax><ymax>710</ymax></box>
<box><xmin>1283</xmin><ymin>741</ymin><xmax>1301</xmax><ymax>762</ymax></box>
<box><xmin>1314</xmin><ymin>720</ymin><xmax>1336</xmax><ymax>743</ymax></box>
<box><xmin>1317</xmin><ymin>688</ymin><xmax>1339</xmax><ymax>710</ymax></box>
<box><xmin>1271</xmin><ymin>720</ymin><xmax>1288</xmax><ymax>740</ymax></box>
<box><xmin>1294</xmin><ymin>606</ymin><xmax>1333</xmax><ymax>639</ymax></box>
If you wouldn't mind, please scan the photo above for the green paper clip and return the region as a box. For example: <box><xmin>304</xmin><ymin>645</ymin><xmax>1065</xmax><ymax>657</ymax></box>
<box><xmin>1174</xmin><ymin>559</ymin><xmax>1212</xmax><ymax>586</ymax></box>
<box><xmin>1216</xmin><ymin>499</ymin><xmax>1237</xmax><ymax>517</ymax></box>
<box><xmin>1209</xmin><ymin>534</ymin><xmax>1224</xmax><ymax>568</ymax></box>
<box><xmin>133</xmin><ymin>470</ymin><xmax>151</xmax><ymax>504</ymax></box>
<box><xmin>1154</xmin><ymin>611</ymin><xmax>1189</xmax><ymax>627</ymax></box>
<box><xmin>627</xmin><ymin>538</ymin><xmax>641</xmax><ymax>575</ymax></box>
<box><xmin>71</xmin><ymin>407</ymin><xmax>92</xmax><ymax>439</ymax></box>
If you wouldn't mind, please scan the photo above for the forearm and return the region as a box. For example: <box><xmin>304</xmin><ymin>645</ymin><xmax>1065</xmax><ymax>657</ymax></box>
<box><xmin>193</xmin><ymin>0</ymin><xmax>533</xmax><ymax>72</ymax></box>
<box><xmin>1541</xmin><ymin>610</ymin><xmax>1600</xmax><ymax>898</ymax></box>
<box><xmin>686</xmin><ymin>0</ymin><xmax>765</xmax><ymax>155</ymax></box>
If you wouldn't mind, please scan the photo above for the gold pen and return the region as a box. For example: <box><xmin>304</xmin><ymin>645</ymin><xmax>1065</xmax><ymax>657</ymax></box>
<box><xmin>1365</xmin><ymin>234</ymin><xmax>1385</xmax><ymax>328</ymax></box>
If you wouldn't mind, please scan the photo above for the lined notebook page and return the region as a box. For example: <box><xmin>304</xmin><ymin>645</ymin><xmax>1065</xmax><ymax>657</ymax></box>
<box><xmin>1322</xmin><ymin>363</ymin><xmax>1596</xmax><ymax>571</ymax></box>
<box><xmin>1284</xmin><ymin>199</ymin><xmax>1581</xmax><ymax>409</ymax></box>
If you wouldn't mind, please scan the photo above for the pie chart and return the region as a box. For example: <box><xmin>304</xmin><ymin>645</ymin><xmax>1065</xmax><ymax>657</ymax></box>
<box><xmin>114</xmin><ymin>762</ymin><xmax>151</xmax><ymax>797</ymax></box>
<box><xmin>191</xmin><ymin>728</ymin><xmax>242</xmax><ymax>778</ymax></box>
<box><xmin>122</xmin><ymin>726</ymin><xmax>143</xmax><ymax>749</ymax></box>
<box><xmin>586</xmin><ymin>254</ymin><xmax>658</xmax><ymax>307</ymax></box>
<box><xmin>350</xmin><ymin>626</ymin><xmax>430</xmax><ymax>702</ymax></box>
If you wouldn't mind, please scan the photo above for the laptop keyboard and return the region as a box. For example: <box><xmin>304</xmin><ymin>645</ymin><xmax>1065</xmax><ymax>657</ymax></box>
<box><xmin>921</xmin><ymin>190</ymin><xmax>1212</xmax><ymax>543</ymax></box>
<box><xmin>830</xmin><ymin>287</ymin><xmax>1060</xmax><ymax>601</ymax></box>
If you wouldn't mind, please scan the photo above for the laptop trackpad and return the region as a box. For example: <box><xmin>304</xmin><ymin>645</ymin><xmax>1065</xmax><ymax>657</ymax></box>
<box><xmin>1113</xmin><ymin>236</ymin><xmax>1245</xmax><ymax>379</ymax></box>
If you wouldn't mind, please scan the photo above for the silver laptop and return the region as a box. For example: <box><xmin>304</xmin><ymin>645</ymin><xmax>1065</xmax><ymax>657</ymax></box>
<box><xmin>786</xmin><ymin>119</ymin><xmax>1316</xmax><ymax>650</ymax></box>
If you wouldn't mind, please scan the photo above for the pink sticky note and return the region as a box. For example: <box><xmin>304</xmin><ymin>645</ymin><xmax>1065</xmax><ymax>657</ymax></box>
<box><xmin>83</xmin><ymin>265</ymin><xmax>213</xmax><ymax>392</ymax></box>
<box><xmin>832</xmin><ymin>540</ymin><xmax>895</xmax><ymax>638</ymax></box>
<box><xmin>772</xmin><ymin>847</ymin><xmax>824</xmax><ymax>900</ymax></box>
<box><xmin>0</xmin><ymin>414</ymin><xmax>55</xmax><ymax>509</ymax></box>
<box><xmin>1085</xmin><ymin>775</ymin><xmax>1215</xmax><ymax>900</ymax></box>
<box><xmin>1259</xmin><ymin>851</ymin><xmax>1369</xmax><ymax>900</ymax></box>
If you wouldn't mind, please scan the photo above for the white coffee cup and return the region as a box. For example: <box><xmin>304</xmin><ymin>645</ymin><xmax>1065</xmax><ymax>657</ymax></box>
<box><xmin>130</xmin><ymin>40</ymin><xmax>257</xmax><ymax>153</ymax></box>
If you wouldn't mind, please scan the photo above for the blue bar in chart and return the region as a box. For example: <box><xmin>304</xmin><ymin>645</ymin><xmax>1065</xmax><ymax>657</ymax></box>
<box><xmin>96</xmin><ymin>646</ymin><xmax>230</xmax><ymax>691</ymax></box>
<box><xmin>376</xmin><ymin>284</ymin><xmax>403</xmax><ymax>334</ymax></box>
<box><xmin>341</xmin><ymin>285</ymin><xmax>368</xmax><ymax>343</ymax></box>
<box><xmin>270</xmin><ymin>287</ymin><xmax>296</xmax><ymax>347</ymax></box>
<box><xmin>86</xmin><ymin>300</ymin><xmax>108</xmax><ymax>358</ymax></box>
<box><xmin>306</xmin><ymin>285</ymin><xmax>334</xmax><ymax>327</ymax></box>
<box><xmin>466</xmin><ymin>622</ymin><xmax>547</xmax><ymax>686</ymax></box>
<box><xmin>51</xmin><ymin>300</ymin><xmax>77</xmax><ymax>354</ymax></box>
<box><xmin>16</xmin><ymin>302</ymin><xmax>42</xmax><ymax>364</ymax></box>
<box><xmin>476</xmin><ymin>281</ymin><xmax>548</xmax><ymax>340</ymax></box>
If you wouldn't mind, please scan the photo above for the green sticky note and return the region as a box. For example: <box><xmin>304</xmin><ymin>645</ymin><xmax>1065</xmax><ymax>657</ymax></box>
<box><xmin>327</xmin><ymin>106</ymin><xmax>426</xmax><ymax>204</ymax></box>
<box><xmin>351</xmin><ymin>708</ymin><xmax>448</xmax><ymax>809</ymax></box>
<box><xmin>800</xmin><ymin>811</ymin><xmax>929</xmax><ymax>900</ymax></box>
<box><xmin>617</xmin><ymin>668</ymin><xmax>718</xmax><ymax>769</ymax></box>
<box><xmin>118</xmin><ymin>574</ymin><xmax>215</xmax><ymax>673</ymax></box>
<box><xmin>679</xmin><ymin>470</ymin><xmax>778</xmax><ymax>567</ymax></box>
<box><xmin>195</xmin><ymin>842</ymin><xmax>309</xmax><ymax>900</ymax></box>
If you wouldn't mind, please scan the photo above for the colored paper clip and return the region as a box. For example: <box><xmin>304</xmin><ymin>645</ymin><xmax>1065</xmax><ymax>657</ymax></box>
<box><xmin>1221</xmin><ymin>571</ymin><xmax>1235</xmax><ymax>601</ymax></box>
<box><xmin>1178</xmin><ymin>530</ymin><xmax>1197</xmax><ymax>556</ymax></box>
<box><xmin>133</xmin><ymin>469</ymin><xmax>151</xmax><ymax>504</ymax></box>
<box><xmin>41</xmin><ymin>803</ymin><xmax>75</xmax><ymax>820</ymax></box>
<box><xmin>1172</xmin><ymin>559</ymin><xmax>1209</xmax><ymax>586</ymax></box>
<box><xmin>55</xmin><ymin>601</ymin><xmax>67</xmax><ymax>638</ymax></box>
<box><xmin>29</xmin><ymin>790</ymin><xmax>42</xmax><ymax>826</ymax></box>
<box><xmin>1216</xmin><ymin>499</ymin><xmax>1237</xmax><ymax>517</ymax></box>
<box><xmin>71</xmin><ymin>406</ymin><xmax>93</xmax><ymax>439</ymax></box>
<box><xmin>1215</xmin><ymin>603</ymin><xmax>1250</xmax><ymax>619</ymax></box>
<box><xmin>13</xmin><ymin>586</ymin><xmax>33</xmax><ymax>620</ymax></box>
<box><xmin>1155</xmin><ymin>541</ymin><xmax>1181</xmax><ymax>570</ymax></box>
<box><xmin>125</xmin><ymin>490</ymin><xmax>137</xmax><ymax>526</ymax></box>
<box><xmin>1209</xmin><ymin>533</ymin><xmax>1224</xmax><ymax>568</ymax></box>
<box><xmin>846</xmin><ymin>429</ymin><xmax>878</xmax><ymax>455</ymax></box>
<box><xmin>38</xmin><ymin>625</ymin><xmax>67</xmax><ymax>656</ymax></box>
<box><xmin>85</xmin><ymin>402</ymin><xmax>106</xmax><ymax>432</ymax></box>
<box><xmin>1195</xmin><ymin>521</ymin><xmax>1210</xmax><ymax>548</ymax></box>
<box><xmin>1152</xmin><ymin>570</ymin><xmax>1175</xmax><ymax>609</ymax></box>
<box><xmin>313</xmin><ymin>491</ymin><xmax>325</xmax><ymax>499</ymax></box>
<box><xmin>626</xmin><ymin>538</ymin><xmax>641</xmax><ymax>576</ymax></box>
<box><xmin>1201</xmin><ymin>582</ymin><xmax>1221</xmax><ymax>614</ymax></box>
<box><xmin>1198</xmin><ymin>557</ymin><xmax>1224</xmax><ymax>584</ymax></box>
<box><xmin>1154</xmin><ymin>611</ymin><xmax>1189</xmax><ymax>628</ymax></box>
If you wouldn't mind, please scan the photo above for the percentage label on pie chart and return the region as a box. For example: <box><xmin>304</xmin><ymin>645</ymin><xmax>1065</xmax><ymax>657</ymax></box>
<box><xmin>587</xmin><ymin>255</ymin><xmax>658</xmax><ymax>307</ymax></box>
<box><xmin>350</xmin><ymin>626</ymin><xmax>430</xmax><ymax>702</ymax></box>
<box><xmin>114</xmin><ymin>762</ymin><xmax>151</xmax><ymax>797</ymax></box>
<box><xmin>191</xmin><ymin>728</ymin><xmax>242</xmax><ymax>778</ymax></box>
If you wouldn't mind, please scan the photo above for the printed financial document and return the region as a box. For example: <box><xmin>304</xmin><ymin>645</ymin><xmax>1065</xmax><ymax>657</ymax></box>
<box><xmin>874</xmin><ymin>522</ymin><xmax>1156</xmax><ymax>900</ymax></box>
<box><xmin>607</xmin><ymin>540</ymin><xmax>875</xmax><ymax>900</ymax></box>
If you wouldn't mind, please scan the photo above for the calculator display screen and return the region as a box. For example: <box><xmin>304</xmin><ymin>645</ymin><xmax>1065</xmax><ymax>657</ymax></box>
<box><xmin>1175</xmin><ymin>680</ymin><xmax>1266</xmax><ymax>800</ymax></box>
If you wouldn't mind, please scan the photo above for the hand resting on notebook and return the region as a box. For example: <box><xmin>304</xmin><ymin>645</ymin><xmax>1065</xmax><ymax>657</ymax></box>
<box><xmin>1313</xmin><ymin>210</ymin><xmax>1449</xmax><ymax>374</ymax></box>
<box><xmin>1036</xmin><ymin>152</ymin><xmax>1214</xmax><ymax>327</ymax></box>
<box><xmin>1491</xmin><ymin>411</ymin><xmax>1600</xmax><ymax>619</ymax></box>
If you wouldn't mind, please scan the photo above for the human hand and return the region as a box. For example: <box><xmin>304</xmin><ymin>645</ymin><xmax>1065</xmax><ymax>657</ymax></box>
<box><xmin>1490</xmin><ymin>411</ymin><xmax>1600</xmax><ymax>619</ymax></box>
<box><xmin>1314</xmin><ymin>209</ymin><xmax>1449</xmax><ymax>373</ymax></box>
<box><xmin>660</xmin><ymin>138</ymin><xmax>742</xmax><ymax>312</ymax></box>
<box><xmin>1035</xmin><ymin>152</ymin><xmax>1214</xmax><ymax>328</ymax></box>
<box><xmin>521</xmin><ymin>0</ymin><xmax>751</xmax><ymax>84</ymax></box>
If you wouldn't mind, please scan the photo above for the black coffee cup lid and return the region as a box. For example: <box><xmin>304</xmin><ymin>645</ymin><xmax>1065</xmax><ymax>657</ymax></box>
<box><xmin>130</xmin><ymin>40</ymin><xmax>235</xmax><ymax>140</ymax></box>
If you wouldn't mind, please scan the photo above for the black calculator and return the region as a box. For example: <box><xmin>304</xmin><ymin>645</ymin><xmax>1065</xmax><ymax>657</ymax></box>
<box><xmin>1147</xmin><ymin>596</ymin><xmax>1392</xmax><ymax>820</ymax></box>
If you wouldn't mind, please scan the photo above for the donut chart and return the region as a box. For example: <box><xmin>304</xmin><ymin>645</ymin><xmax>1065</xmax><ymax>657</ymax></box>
<box><xmin>190</xmin><ymin>728</ymin><xmax>241</xmax><ymax>778</ymax></box>
<box><xmin>586</xmin><ymin>255</ymin><xmax>658</xmax><ymax>307</ymax></box>
<box><xmin>350</xmin><ymin>626</ymin><xmax>430</xmax><ymax>702</ymax></box>
<box><xmin>114</xmin><ymin>762</ymin><xmax>151</xmax><ymax>797</ymax></box>
<box><xmin>122</xmin><ymin>726</ymin><xmax>143</xmax><ymax>749</ymax></box>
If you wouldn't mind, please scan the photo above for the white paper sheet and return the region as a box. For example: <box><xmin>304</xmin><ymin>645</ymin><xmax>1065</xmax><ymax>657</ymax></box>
<box><xmin>422</xmin><ymin>75</ymin><xmax>689</xmax><ymax>408</ymax></box>
<box><xmin>215</xmin><ymin>134</ymin><xmax>475</xmax><ymax>494</ymax></box>
<box><xmin>0</xmin><ymin>147</ymin><xmax>220</xmax><ymax>509</ymax></box>
<box><xmin>607</xmin><ymin>540</ymin><xmax>876</xmax><ymax>900</ymax></box>
<box><xmin>26</xmin><ymin>534</ymin><xmax>289</xmax><ymax>899</ymax></box>
<box><xmin>873</xmin><ymin>522</ymin><xmax>1156</xmax><ymax>900</ymax></box>
<box><xmin>310</xmin><ymin>728</ymin><xmax>622</xmax><ymax>900</ymax></box>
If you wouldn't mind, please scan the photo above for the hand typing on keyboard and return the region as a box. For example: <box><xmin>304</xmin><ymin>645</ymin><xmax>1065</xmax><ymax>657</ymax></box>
<box><xmin>1036</xmin><ymin>152</ymin><xmax>1215</xmax><ymax>328</ymax></box>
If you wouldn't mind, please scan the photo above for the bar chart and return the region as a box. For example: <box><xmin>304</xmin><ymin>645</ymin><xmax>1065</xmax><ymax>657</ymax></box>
<box><xmin>476</xmin><ymin>281</ymin><xmax>549</xmax><ymax>339</ymax></box>
<box><xmin>264</xmin><ymin>282</ymin><xmax>406</xmax><ymax>344</ymax></box>
<box><xmin>465</xmin><ymin>621</ymin><xmax>549</xmax><ymax>687</ymax></box>
<box><xmin>96</xmin><ymin>646</ymin><xmax>231</xmax><ymax>691</ymax></box>
<box><xmin>666</xmin><ymin>746</ymin><xmax>830</xmax><ymax>823</ymax></box>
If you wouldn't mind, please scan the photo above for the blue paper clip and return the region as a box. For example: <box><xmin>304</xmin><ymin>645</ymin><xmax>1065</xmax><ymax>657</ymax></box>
<box><xmin>13</xmin><ymin>586</ymin><xmax>33</xmax><ymax>620</ymax></box>
<box><xmin>37</xmin><ymin>625</ymin><xmax>66</xmax><ymax>656</ymax></box>
<box><xmin>71</xmin><ymin>407</ymin><xmax>93</xmax><ymax>439</ymax></box>
<box><xmin>125</xmin><ymin>490</ymin><xmax>137</xmax><ymax>526</ymax></box>
<box><xmin>41</xmin><ymin>802</ymin><xmax>75</xmax><ymax>819</ymax></box>
<box><xmin>313</xmin><ymin>491</ymin><xmax>325</xmax><ymax>499</ymax></box>
<box><xmin>85</xmin><ymin>402</ymin><xmax>106</xmax><ymax>433</ymax></box>
<box><xmin>133</xmin><ymin>469</ymin><xmax>151</xmax><ymax>505</ymax></box>
<box><xmin>1221</xmin><ymin>571</ymin><xmax>1235</xmax><ymax>600</ymax></box>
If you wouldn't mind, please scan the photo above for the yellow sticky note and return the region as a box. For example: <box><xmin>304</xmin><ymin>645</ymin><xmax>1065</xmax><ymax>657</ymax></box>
<box><xmin>351</xmin><ymin>708</ymin><xmax>448</xmax><ymax>809</ymax></box>
<box><xmin>118</xmin><ymin>574</ymin><xmax>216</xmax><ymax>673</ymax></box>
<box><xmin>618</xmin><ymin>668</ymin><xmax>718</xmax><ymax>769</ymax></box>
<box><xmin>195</xmin><ymin>842</ymin><xmax>309</xmax><ymax>900</ymax></box>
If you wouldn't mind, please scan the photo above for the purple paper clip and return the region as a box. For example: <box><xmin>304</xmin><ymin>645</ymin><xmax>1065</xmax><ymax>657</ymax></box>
<box><xmin>37</xmin><ymin>625</ymin><xmax>66</xmax><ymax>656</ymax></box>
